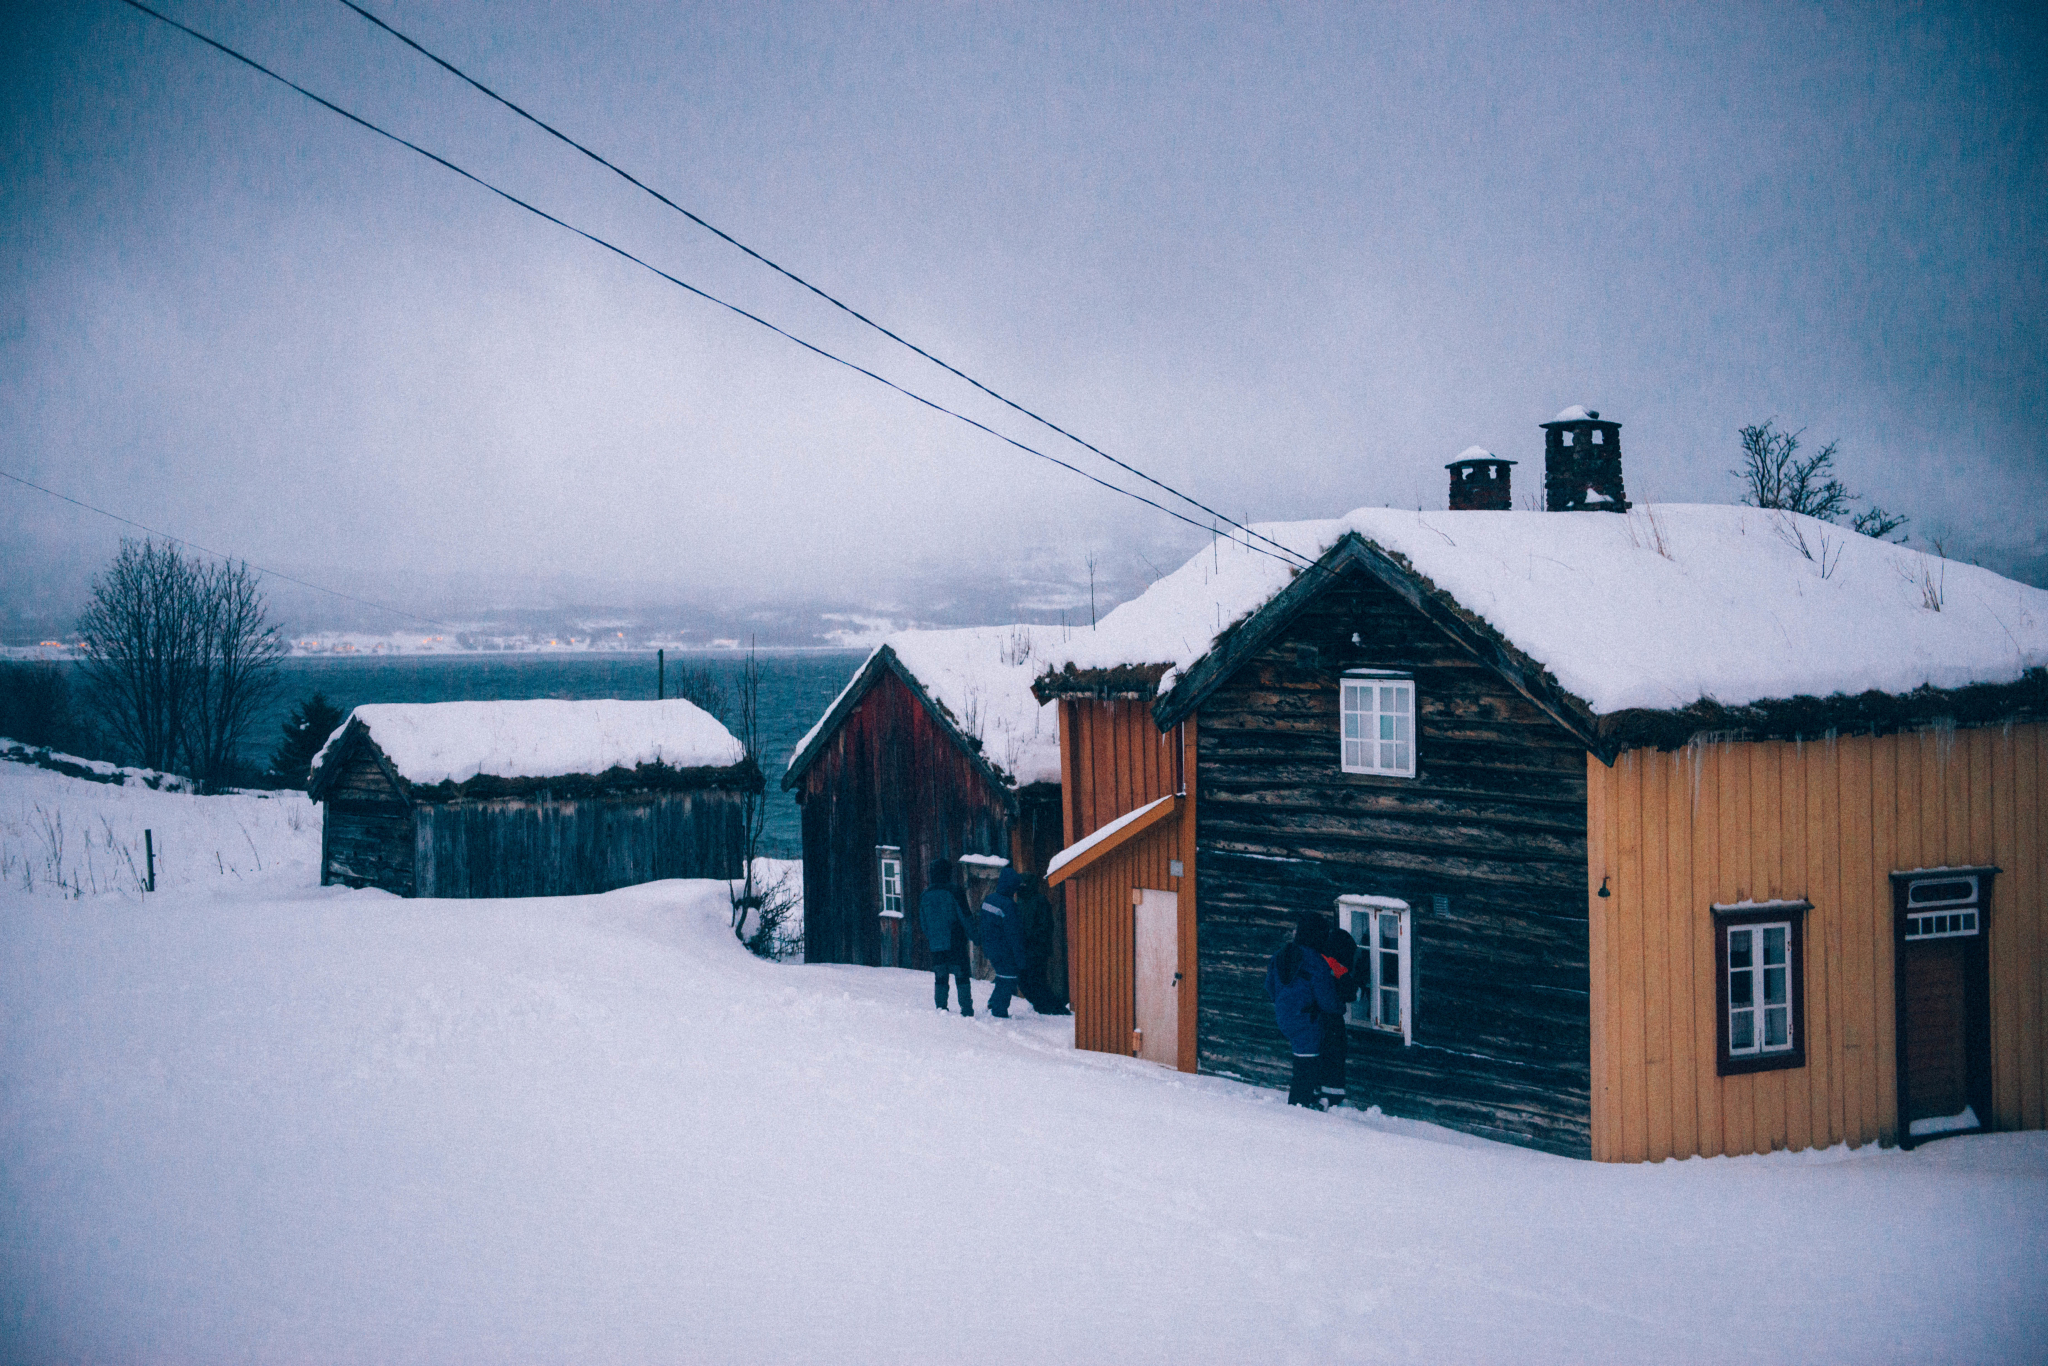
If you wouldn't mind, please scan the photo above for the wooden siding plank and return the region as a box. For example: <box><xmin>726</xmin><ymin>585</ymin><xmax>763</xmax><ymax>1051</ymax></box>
<box><xmin>1873</xmin><ymin>732</ymin><xmax>1902</xmax><ymax>1144</ymax></box>
<box><xmin>1643</xmin><ymin>747</ymin><xmax>1673</xmax><ymax>1161</ymax></box>
<box><xmin>1838</xmin><ymin>735</ymin><xmax>1874</xmax><ymax>1146</ymax></box>
<box><xmin>2031</xmin><ymin>726</ymin><xmax>2047</xmax><ymax>1128</ymax></box>
<box><xmin>1693</xmin><ymin>743</ymin><xmax>1725</xmax><ymax>1156</ymax></box>
<box><xmin>1587</xmin><ymin>755</ymin><xmax>1611</xmax><ymax>1160</ymax></box>
<box><xmin>1179</xmin><ymin>718</ymin><xmax>1200</xmax><ymax>1074</ymax></box>
<box><xmin>1778</xmin><ymin>739</ymin><xmax>1810</xmax><ymax>1155</ymax></box>
<box><xmin>1618</xmin><ymin>750</ymin><xmax>1647</xmax><ymax>1162</ymax></box>
<box><xmin>1975</xmin><ymin>728</ymin><xmax>2016</xmax><ymax>1128</ymax></box>
<box><xmin>1808</xmin><ymin>738</ymin><xmax>1841</xmax><ymax>1147</ymax></box>
<box><xmin>1665</xmin><ymin>749</ymin><xmax>1699</xmax><ymax>1158</ymax></box>
<box><xmin>1721</xmin><ymin>744</ymin><xmax>1755</xmax><ymax>1156</ymax></box>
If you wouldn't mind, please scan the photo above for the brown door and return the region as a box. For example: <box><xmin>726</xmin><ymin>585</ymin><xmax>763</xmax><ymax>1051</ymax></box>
<box><xmin>1902</xmin><ymin>942</ymin><xmax>1969</xmax><ymax>1122</ymax></box>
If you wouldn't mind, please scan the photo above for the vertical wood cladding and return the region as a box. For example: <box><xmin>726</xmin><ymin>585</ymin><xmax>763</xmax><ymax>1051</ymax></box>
<box><xmin>1058</xmin><ymin>700</ymin><xmax>1189</xmax><ymax>1061</ymax></box>
<box><xmin>1195</xmin><ymin>565</ymin><xmax>1593</xmax><ymax>1156</ymax></box>
<box><xmin>412</xmin><ymin>789</ymin><xmax>745</xmax><ymax>898</ymax></box>
<box><xmin>795</xmin><ymin>668</ymin><xmax>1017</xmax><ymax>967</ymax></box>
<box><xmin>1587</xmin><ymin>726</ymin><xmax>2047</xmax><ymax>1161</ymax></box>
<box><xmin>319</xmin><ymin>741</ymin><xmax>747</xmax><ymax>899</ymax></box>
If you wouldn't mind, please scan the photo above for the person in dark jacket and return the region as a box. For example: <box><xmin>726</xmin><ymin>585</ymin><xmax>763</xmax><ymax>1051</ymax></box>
<box><xmin>1317</xmin><ymin>916</ymin><xmax>1359</xmax><ymax>1109</ymax></box>
<box><xmin>918</xmin><ymin>859</ymin><xmax>975</xmax><ymax>1015</ymax></box>
<box><xmin>977</xmin><ymin>867</ymin><xmax>1030</xmax><ymax>1018</ymax></box>
<box><xmin>1265</xmin><ymin>913</ymin><xmax>1340</xmax><ymax>1107</ymax></box>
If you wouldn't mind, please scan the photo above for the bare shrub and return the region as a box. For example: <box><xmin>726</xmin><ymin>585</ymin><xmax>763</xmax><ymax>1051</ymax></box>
<box><xmin>1734</xmin><ymin>420</ymin><xmax>1908</xmax><ymax>545</ymax></box>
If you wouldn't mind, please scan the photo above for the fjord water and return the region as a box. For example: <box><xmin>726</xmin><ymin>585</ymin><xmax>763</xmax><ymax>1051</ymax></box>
<box><xmin>258</xmin><ymin>652</ymin><xmax>863</xmax><ymax>855</ymax></box>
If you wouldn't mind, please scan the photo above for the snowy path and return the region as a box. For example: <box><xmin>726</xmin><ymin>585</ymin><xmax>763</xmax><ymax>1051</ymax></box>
<box><xmin>2</xmin><ymin>858</ymin><xmax>2044</xmax><ymax>1359</ymax></box>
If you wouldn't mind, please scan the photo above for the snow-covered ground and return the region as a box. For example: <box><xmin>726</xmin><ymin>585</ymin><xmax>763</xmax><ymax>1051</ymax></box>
<box><xmin>2</xmin><ymin>760</ymin><xmax>2043</xmax><ymax>1362</ymax></box>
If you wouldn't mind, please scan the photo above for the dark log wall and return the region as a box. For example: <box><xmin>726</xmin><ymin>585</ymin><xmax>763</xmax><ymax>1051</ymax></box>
<box><xmin>414</xmin><ymin>788</ymin><xmax>746</xmax><ymax>898</ymax></box>
<box><xmin>321</xmin><ymin>750</ymin><xmax>415</xmax><ymax>895</ymax></box>
<box><xmin>1196</xmin><ymin>563</ymin><xmax>1593</xmax><ymax>1156</ymax></box>
<box><xmin>796</xmin><ymin>668</ymin><xmax>1012</xmax><ymax>967</ymax></box>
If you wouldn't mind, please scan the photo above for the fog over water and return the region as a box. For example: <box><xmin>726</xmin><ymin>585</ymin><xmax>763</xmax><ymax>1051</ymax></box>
<box><xmin>4</xmin><ymin>1</ymin><xmax>2044</xmax><ymax>643</ymax></box>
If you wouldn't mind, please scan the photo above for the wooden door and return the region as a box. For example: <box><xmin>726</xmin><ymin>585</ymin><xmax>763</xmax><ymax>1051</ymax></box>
<box><xmin>1134</xmin><ymin>888</ymin><xmax>1178</xmax><ymax>1066</ymax></box>
<box><xmin>1902</xmin><ymin>943</ymin><xmax>1968</xmax><ymax>1122</ymax></box>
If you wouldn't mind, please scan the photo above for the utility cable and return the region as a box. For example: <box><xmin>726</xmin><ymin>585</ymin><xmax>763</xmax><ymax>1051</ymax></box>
<box><xmin>109</xmin><ymin>0</ymin><xmax>1307</xmax><ymax>570</ymax></box>
<box><xmin>330</xmin><ymin>0</ymin><xmax>1316</xmax><ymax>572</ymax></box>
<box><xmin>0</xmin><ymin>467</ymin><xmax>459</xmax><ymax>630</ymax></box>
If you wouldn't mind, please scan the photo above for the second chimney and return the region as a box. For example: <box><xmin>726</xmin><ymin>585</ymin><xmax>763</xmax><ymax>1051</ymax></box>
<box><xmin>1540</xmin><ymin>406</ymin><xmax>1629</xmax><ymax>512</ymax></box>
<box><xmin>1446</xmin><ymin>447</ymin><xmax>1515</xmax><ymax>511</ymax></box>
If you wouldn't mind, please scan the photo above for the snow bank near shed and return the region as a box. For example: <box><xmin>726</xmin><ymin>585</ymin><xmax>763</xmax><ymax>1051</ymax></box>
<box><xmin>312</xmin><ymin>698</ymin><xmax>745</xmax><ymax>787</ymax></box>
<box><xmin>1043</xmin><ymin>505</ymin><xmax>2048</xmax><ymax>716</ymax></box>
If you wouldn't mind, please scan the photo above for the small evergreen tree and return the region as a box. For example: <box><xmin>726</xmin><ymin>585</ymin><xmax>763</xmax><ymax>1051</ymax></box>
<box><xmin>268</xmin><ymin>693</ymin><xmax>346</xmax><ymax>790</ymax></box>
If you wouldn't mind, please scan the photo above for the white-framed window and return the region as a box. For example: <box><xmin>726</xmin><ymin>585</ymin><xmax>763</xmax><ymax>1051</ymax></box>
<box><xmin>877</xmin><ymin>846</ymin><xmax>904</xmax><ymax>918</ymax></box>
<box><xmin>1338</xmin><ymin>895</ymin><xmax>1411</xmax><ymax>1044</ymax></box>
<box><xmin>1725</xmin><ymin>922</ymin><xmax>1792</xmax><ymax>1056</ymax></box>
<box><xmin>1341</xmin><ymin>671</ymin><xmax>1415</xmax><ymax>777</ymax></box>
<box><xmin>1712</xmin><ymin>900</ymin><xmax>1808</xmax><ymax>1075</ymax></box>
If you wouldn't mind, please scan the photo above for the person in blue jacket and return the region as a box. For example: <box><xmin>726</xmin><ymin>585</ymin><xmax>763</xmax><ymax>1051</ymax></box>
<box><xmin>1265</xmin><ymin>912</ymin><xmax>1340</xmax><ymax>1107</ymax></box>
<box><xmin>977</xmin><ymin>867</ymin><xmax>1030</xmax><ymax>1018</ymax></box>
<box><xmin>918</xmin><ymin>858</ymin><xmax>974</xmax><ymax>1016</ymax></box>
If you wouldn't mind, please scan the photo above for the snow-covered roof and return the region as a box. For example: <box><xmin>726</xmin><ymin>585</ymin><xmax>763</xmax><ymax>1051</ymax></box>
<box><xmin>784</xmin><ymin>625</ymin><xmax>1060</xmax><ymax>788</ymax></box>
<box><xmin>312</xmin><ymin>698</ymin><xmax>745</xmax><ymax>787</ymax></box>
<box><xmin>1551</xmin><ymin>405</ymin><xmax>1593</xmax><ymax>422</ymax></box>
<box><xmin>1452</xmin><ymin>445</ymin><xmax>1497</xmax><ymax>462</ymax></box>
<box><xmin>1036</xmin><ymin>504</ymin><xmax>2048</xmax><ymax>719</ymax></box>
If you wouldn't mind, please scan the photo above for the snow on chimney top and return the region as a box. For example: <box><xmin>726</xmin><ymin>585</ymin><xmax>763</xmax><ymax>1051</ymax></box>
<box><xmin>1446</xmin><ymin>447</ymin><xmax>1516</xmax><ymax>511</ymax></box>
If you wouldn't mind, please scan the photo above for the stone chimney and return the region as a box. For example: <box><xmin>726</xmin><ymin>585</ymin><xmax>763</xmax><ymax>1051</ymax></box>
<box><xmin>1539</xmin><ymin>406</ymin><xmax>1629</xmax><ymax>512</ymax></box>
<box><xmin>1445</xmin><ymin>447</ymin><xmax>1515</xmax><ymax>511</ymax></box>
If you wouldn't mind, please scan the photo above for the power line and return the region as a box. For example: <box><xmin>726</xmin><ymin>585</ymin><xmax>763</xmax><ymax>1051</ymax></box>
<box><xmin>0</xmin><ymin>467</ymin><xmax>458</xmax><ymax>630</ymax></box>
<box><xmin>108</xmin><ymin>0</ymin><xmax>1308</xmax><ymax>572</ymax></box>
<box><xmin>330</xmin><ymin>0</ymin><xmax>1315</xmax><ymax>572</ymax></box>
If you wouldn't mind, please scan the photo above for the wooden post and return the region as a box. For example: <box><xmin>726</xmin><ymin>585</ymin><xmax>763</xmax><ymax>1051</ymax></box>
<box><xmin>658</xmin><ymin>648</ymin><xmax>665</xmax><ymax>700</ymax></box>
<box><xmin>144</xmin><ymin>829</ymin><xmax>155</xmax><ymax>893</ymax></box>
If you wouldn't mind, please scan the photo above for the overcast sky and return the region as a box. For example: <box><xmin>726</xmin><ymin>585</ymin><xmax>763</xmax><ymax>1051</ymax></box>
<box><xmin>4</xmin><ymin>0</ymin><xmax>2044</xmax><ymax>637</ymax></box>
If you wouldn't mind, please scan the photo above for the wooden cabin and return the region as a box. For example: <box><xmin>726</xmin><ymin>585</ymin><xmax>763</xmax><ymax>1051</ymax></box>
<box><xmin>309</xmin><ymin>698</ymin><xmax>758</xmax><ymax>898</ymax></box>
<box><xmin>1034</xmin><ymin>410</ymin><xmax>2048</xmax><ymax>1160</ymax></box>
<box><xmin>784</xmin><ymin>627</ymin><xmax>1064</xmax><ymax>982</ymax></box>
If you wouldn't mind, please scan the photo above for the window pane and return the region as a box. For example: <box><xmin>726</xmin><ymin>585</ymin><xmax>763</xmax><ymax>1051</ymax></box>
<box><xmin>1764</xmin><ymin>1006</ymin><xmax>1788</xmax><ymax>1048</ymax></box>
<box><xmin>1729</xmin><ymin>929</ymin><xmax>1752</xmax><ymax>968</ymax></box>
<box><xmin>1763</xmin><ymin>926</ymin><xmax>1786</xmax><ymax>966</ymax></box>
<box><xmin>1394</xmin><ymin>713</ymin><xmax>1411</xmax><ymax>743</ymax></box>
<box><xmin>1381</xmin><ymin>986</ymin><xmax>1400</xmax><ymax>1028</ymax></box>
<box><xmin>1379</xmin><ymin>686</ymin><xmax>1395</xmax><ymax>711</ymax></box>
<box><xmin>1380</xmin><ymin>741</ymin><xmax>1395</xmax><ymax>768</ymax></box>
<box><xmin>1343</xmin><ymin>712</ymin><xmax>1360</xmax><ymax>739</ymax></box>
<box><xmin>1378</xmin><ymin>713</ymin><xmax>1394</xmax><ymax>741</ymax></box>
<box><xmin>1729</xmin><ymin>968</ymin><xmax>1752</xmax><ymax>1008</ymax></box>
<box><xmin>1344</xmin><ymin>740</ymin><xmax>1363</xmax><ymax>768</ymax></box>
<box><xmin>1764</xmin><ymin>965</ymin><xmax>1786</xmax><ymax>1007</ymax></box>
<box><xmin>1731</xmin><ymin>1009</ymin><xmax>1754</xmax><ymax>1051</ymax></box>
<box><xmin>1393</xmin><ymin>744</ymin><xmax>1410</xmax><ymax>772</ymax></box>
<box><xmin>1380</xmin><ymin>912</ymin><xmax>1398</xmax><ymax>949</ymax></box>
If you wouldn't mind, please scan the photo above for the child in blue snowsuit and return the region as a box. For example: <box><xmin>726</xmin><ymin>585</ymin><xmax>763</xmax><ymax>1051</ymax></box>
<box><xmin>1266</xmin><ymin>913</ymin><xmax>1341</xmax><ymax>1107</ymax></box>
<box><xmin>977</xmin><ymin>868</ymin><xmax>1030</xmax><ymax>1018</ymax></box>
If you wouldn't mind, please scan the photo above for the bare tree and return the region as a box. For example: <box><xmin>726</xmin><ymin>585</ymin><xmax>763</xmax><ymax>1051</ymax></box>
<box><xmin>1735</xmin><ymin>419</ymin><xmax>1907</xmax><ymax>542</ymax></box>
<box><xmin>730</xmin><ymin>641</ymin><xmax>767</xmax><ymax>942</ymax></box>
<box><xmin>668</xmin><ymin>660</ymin><xmax>730</xmax><ymax>726</ymax></box>
<box><xmin>185</xmin><ymin>559</ymin><xmax>287</xmax><ymax>790</ymax></box>
<box><xmin>76</xmin><ymin>540</ymin><xmax>285</xmax><ymax>786</ymax></box>
<box><xmin>77</xmin><ymin>540</ymin><xmax>205</xmax><ymax>773</ymax></box>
